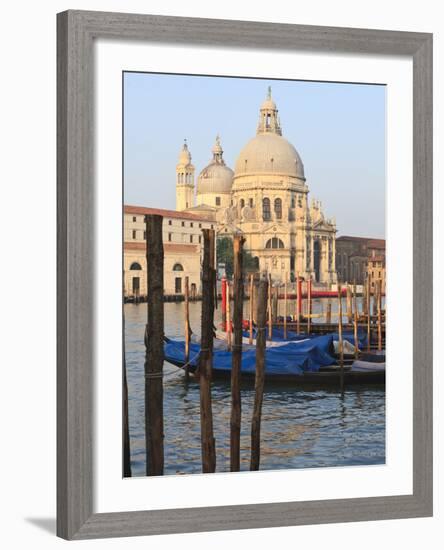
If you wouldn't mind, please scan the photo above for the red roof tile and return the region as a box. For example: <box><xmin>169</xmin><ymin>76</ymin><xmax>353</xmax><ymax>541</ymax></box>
<box><xmin>124</xmin><ymin>204</ymin><xmax>211</xmax><ymax>222</ymax></box>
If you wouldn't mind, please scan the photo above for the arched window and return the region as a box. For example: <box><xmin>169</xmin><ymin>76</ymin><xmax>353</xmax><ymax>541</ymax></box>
<box><xmin>274</xmin><ymin>198</ymin><xmax>282</xmax><ymax>219</ymax></box>
<box><xmin>173</xmin><ymin>263</ymin><xmax>184</xmax><ymax>271</ymax></box>
<box><xmin>265</xmin><ymin>237</ymin><xmax>284</xmax><ymax>249</ymax></box>
<box><xmin>263</xmin><ymin>198</ymin><xmax>271</xmax><ymax>221</ymax></box>
<box><xmin>239</xmin><ymin>199</ymin><xmax>245</xmax><ymax>209</ymax></box>
<box><xmin>130</xmin><ymin>262</ymin><xmax>142</xmax><ymax>270</ymax></box>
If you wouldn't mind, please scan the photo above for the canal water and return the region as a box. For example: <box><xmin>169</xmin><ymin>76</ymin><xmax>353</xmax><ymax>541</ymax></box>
<box><xmin>125</xmin><ymin>301</ymin><xmax>385</xmax><ymax>476</ymax></box>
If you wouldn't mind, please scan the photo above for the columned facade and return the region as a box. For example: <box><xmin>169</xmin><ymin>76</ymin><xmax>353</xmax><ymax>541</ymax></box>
<box><xmin>177</xmin><ymin>87</ymin><xmax>337</xmax><ymax>285</ymax></box>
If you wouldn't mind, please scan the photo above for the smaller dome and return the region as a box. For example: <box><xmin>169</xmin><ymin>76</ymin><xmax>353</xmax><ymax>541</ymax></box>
<box><xmin>197</xmin><ymin>163</ymin><xmax>234</xmax><ymax>194</ymax></box>
<box><xmin>177</xmin><ymin>139</ymin><xmax>192</xmax><ymax>166</ymax></box>
<box><xmin>197</xmin><ymin>136</ymin><xmax>234</xmax><ymax>195</ymax></box>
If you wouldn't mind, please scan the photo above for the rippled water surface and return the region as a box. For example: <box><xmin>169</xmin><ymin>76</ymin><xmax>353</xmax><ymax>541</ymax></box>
<box><xmin>125</xmin><ymin>302</ymin><xmax>385</xmax><ymax>476</ymax></box>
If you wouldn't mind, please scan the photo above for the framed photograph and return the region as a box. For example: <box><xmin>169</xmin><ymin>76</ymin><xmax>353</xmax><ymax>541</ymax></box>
<box><xmin>57</xmin><ymin>10</ymin><xmax>433</xmax><ymax>540</ymax></box>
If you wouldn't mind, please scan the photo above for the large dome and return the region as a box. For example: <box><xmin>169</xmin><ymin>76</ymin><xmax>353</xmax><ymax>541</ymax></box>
<box><xmin>234</xmin><ymin>133</ymin><xmax>305</xmax><ymax>179</ymax></box>
<box><xmin>197</xmin><ymin>162</ymin><xmax>234</xmax><ymax>194</ymax></box>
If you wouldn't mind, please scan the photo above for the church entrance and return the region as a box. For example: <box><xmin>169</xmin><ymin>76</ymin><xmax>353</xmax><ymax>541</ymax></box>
<box><xmin>313</xmin><ymin>240</ymin><xmax>321</xmax><ymax>282</ymax></box>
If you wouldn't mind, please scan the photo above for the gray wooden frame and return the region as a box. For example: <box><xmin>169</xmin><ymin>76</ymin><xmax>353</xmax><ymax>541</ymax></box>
<box><xmin>57</xmin><ymin>9</ymin><xmax>433</xmax><ymax>540</ymax></box>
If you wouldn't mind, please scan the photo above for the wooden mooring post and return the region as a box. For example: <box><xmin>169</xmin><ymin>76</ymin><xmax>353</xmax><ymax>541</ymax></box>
<box><xmin>221</xmin><ymin>276</ymin><xmax>227</xmax><ymax>332</ymax></box>
<box><xmin>249</xmin><ymin>273</ymin><xmax>254</xmax><ymax>345</ymax></box>
<box><xmin>250</xmin><ymin>274</ymin><xmax>268</xmax><ymax>471</ymax></box>
<box><xmin>307</xmin><ymin>278</ymin><xmax>312</xmax><ymax>334</ymax></box>
<box><xmin>362</xmin><ymin>278</ymin><xmax>368</xmax><ymax>316</ymax></box>
<box><xmin>272</xmin><ymin>286</ymin><xmax>278</xmax><ymax>324</ymax></box>
<box><xmin>226</xmin><ymin>281</ymin><xmax>232</xmax><ymax>349</ymax></box>
<box><xmin>268</xmin><ymin>277</ymin><xmax>271</xmax><ymax>338</ymax></box>
<box><xmin>346</xmin><ymin>283</ymin><xmax>353</xmax><ymax>324</ymax></box>
<box><xmin>377</xmin><ymin>279</ymin><xmax>383</xmax><ymax>351</ymax></box>
<box><xmin>337</xmin><ymin>282</ymin><xmax>344</xmax><ymax>391</ymax></box>
<box><xmin>326</xmin><ymin>299</ymin><xmax>332</xmax><ymax>324</ymax></box>
<box><xmin>366</xmin><ymin>277</ymin><xmax>371</xmax><ymax>352</ymax></box>
<box><xmin>353</xmin><ymin>281</ymin><xmax>359</xmax><ymax>359</ymax></box>
<box><xmin>198</xmin><ymin>228</ymin><xmax>217</xmax><ymax>473</ymax></box>
<box><xmin>230</xmin><ymin>235</ymin><xmax>244</xmax><ymax>471</ymax></box>
<box><xmin>123</xmin><ymin>310</ymin><xmax>131</xmax><ymax>478</ymax></box>
<box><xmin>144</xmin><ymin>214</ymin><xmax>164</xmax><ymax>476</ymax></box>
<box><xmin>296</xmin><ymin>274</ymin><xmax>301</xmax><ymax>334</ymax></box>
<box><xmin>184</xmin><ymin>276</ymin><xmax>191</xmax><ymax>382</ymax></box>
<box><xmin>283</xmin><ymin>273</ymin><xmax>288</xmax><ymax>340</ymax></box>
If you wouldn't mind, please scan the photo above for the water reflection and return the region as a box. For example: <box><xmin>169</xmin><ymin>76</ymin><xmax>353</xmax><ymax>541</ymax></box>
<box><xmin>125</xmin><ymin>302</ymin><xmax>385</xmax><ymax>476</ymax></box>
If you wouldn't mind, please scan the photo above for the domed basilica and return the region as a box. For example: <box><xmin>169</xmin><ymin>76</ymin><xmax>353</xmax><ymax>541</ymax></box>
<box><xmin>176</xmin><ymin>87</ymin><xmax>337</xmax><ymax>284</ymax></box>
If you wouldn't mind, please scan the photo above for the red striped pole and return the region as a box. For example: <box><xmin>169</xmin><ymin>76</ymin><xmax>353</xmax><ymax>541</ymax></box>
<box><xmin>297</xmin><ymin>276</ymin><xmax>302</xmax><ymax>320</ymax></box>
<box><xmin>221</xmin><ymin>276</ymin><xmax>227</xmax><ymax>331</ymax></box>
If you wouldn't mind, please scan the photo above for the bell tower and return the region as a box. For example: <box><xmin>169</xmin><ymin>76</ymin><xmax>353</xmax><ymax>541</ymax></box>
<box><xmin>257</xmin><ymin>86</ymin><xmax>282</xmax><ymax>135</ymax></box>
<box><xmin>176</xmin><ymin>139</ymin><xmax>195</xmax><ymax>211</ymax></box>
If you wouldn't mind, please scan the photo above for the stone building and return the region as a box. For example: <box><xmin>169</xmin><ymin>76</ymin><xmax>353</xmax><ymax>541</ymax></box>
<box><xmin>336</xmin><ymin>235</ymin><xmax>385</xmax><ymax>285</ymax></box>
<box><xmin>366</xmin><ymin>250</ymin><xmax>386</xmax><ymax>294</ymax></box>
<box><xmin>177</xmin><ymin>87</ymin><xmax>338</xmax><ymax>285</ymax></box>
<box><xmin>123</xmin><ymin>205</ymin><xmax>214</xmax><ymax>298</ymax></box>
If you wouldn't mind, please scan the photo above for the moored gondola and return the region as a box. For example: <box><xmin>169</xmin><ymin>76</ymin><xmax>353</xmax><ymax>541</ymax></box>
<box><xmin>163</xmin><ymin>335</ymin><xmax>385</xmax><ymax>386</ymax></box>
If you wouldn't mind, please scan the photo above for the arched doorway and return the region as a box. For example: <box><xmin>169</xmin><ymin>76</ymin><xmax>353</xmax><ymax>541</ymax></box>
<box><xmin>313</xmin><ymin>240</ymin><xmax>321</xmax><ymax>282</ymax></box>
<box><xmin>129</xmin><ymin>262</ymin><xmax>142</xmax><ymax>295</ymax></box>
<box><xmin>173</xmin><ymin>263</ymin><xmax>184</xmax><ymax>294</ymax></box>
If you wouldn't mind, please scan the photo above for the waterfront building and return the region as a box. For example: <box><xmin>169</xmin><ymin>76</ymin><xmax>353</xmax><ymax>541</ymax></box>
<box><xmin>336</xmin><ymin>235</ymin><xmax>385</xmax><ymax>285</ymax></box>
<box><xmin>366</xmin><ymin>250</ymin><xmax>386</xmax><ymax>293</ymax></box>
<box><xmin>123</xmin><ymin>205</ymin><xmax>214</xmax><ymax>298</ymax></box>
<box><xmin>177</xmin><ymin>87</ymin><xmax>337</xmax><ymax>285</ymax></box>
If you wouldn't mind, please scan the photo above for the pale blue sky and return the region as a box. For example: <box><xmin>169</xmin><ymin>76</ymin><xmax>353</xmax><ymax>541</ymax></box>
<box><xmin>124</xmin><ymin>73</ymin><xmax>385</xmax><ymax>238</ymax></box>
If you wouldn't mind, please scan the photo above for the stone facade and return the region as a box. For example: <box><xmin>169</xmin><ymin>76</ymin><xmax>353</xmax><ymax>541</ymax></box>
<box><xmin>336</xmin><ymin>236</ymin><xmax>385</xmax><ymax>285</ymax></box>
<box><xmin>123</xmin><ymin>206</ymin><xmax>214</xmax><ymax>298</ymax></box>
<box><xmin>178</xmin><ymin>87</ymin><xmax>338</xmax><ymax>285</ymax></box>
<box><xmin>366</xmin><ymin>251</ymin><xmax>386</xmax><ymax>294</ymax></box>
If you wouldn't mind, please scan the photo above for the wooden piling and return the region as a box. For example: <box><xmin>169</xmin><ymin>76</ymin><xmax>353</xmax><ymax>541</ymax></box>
<box><xmin>377</xmin><ymin>279</ymin><xmax>383</xmax><ymax>351</ymax></box>
<box><xmin>252</xmin><ymin>277</ymin><xmax>258</xmax><ymax>325</ymax></box>
<box><xmin>267</xmin><ymin>273</ymin><xmax>272</xmax><ymax>340</ymax></box>
<box><xmin>144</xmin><ymin>214</ymin><xmax>164</xmax><ymax>476</ymax></box>
<box><xmin>249</xmin><ymin>273</ymin><xmax>254</xmax><ymax>345</ymax></box>
<box><xmin>372</xmin><ymin>280</ymin><xmax>378</xmax><ymax>318</ymax></box>
<box><xmin>123</xmin><ymin>310</ymin><xmax>131</xmax><ymax>477</ymax></box>
<box><xmin>296</xmin><ymin>274</ymin><xmax>301</xmax><ymax>334</ymax></box>
<box><xmin>184</xmin><ymin>275</ymin><xmax>191</xmax><ymax>382</ymax></box>
<box><xmin>230</xmin><ymin>235</ymin><xmax>245</xmax><ymax>472</ymax></box>
<box><xmin>283</xmin><ymin>273</ymin><xmax>288</xmax><ymax>340</ymax></box>
<box><xmin>250</xmin><ymin>275</ymin><xmax>268</xmax><ymax>471</ymax></box>
<box><xmin>346</xmin><ymin>283</ymin><xmax>353</xmax><ymax>324</ymax></box>
<box><xmin>198</xmin><ymin>229</ymin><xmax>217</xmax><ymax>473</ymax></box>
<box><xmin>326</xmin><ymin>299</ymin><xmax>332</xmax><ymax>324</ymax></box>
<box><xmin>307</xmin><ymin>278</ymin><xmax>312</xmax><ymax>334</ymax></box>
<box><xmin>353</xmin><ymin>281</ymin><xmax>359</xmax><ymax>359</ymax></box>
<box><xmin>221</xmin><ymin>276</ymin><xmax>227</xmax><ymax>332</ymax></box>
<box><xmin>272</xmin><ymin>286</ymin><xmax>278</xmax><ymax>323</ymax></box>
<box><xmin>226</xmin><ymin>281</ymin><xmax>232</xmax><ymax>349</ymax></box>
<box><xmin>366</xmin><ymin>277</ymin><xmax>371</xmax><ymax>352</ymax></box>
<box><xmin>362</xmin><ymin>278</ymin><xmax>368</xmax><ymax>316</ymax></box>
<box><xmin>337</xmin><ymin>283</ymin><xmax>344</xmax><ymax>391</ymax></box>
